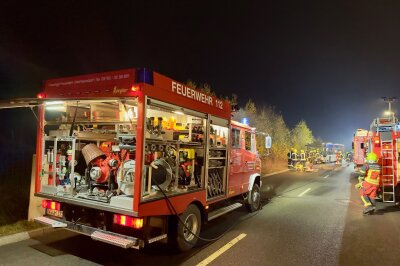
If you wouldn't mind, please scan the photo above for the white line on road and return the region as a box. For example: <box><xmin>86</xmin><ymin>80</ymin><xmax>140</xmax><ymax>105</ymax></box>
<box><xmin>197</xmin><ymin>233</ymin><xmax>247</xmax><ymax>266</ymax></box>
<box><xmin>323</xmin><ymin>175</ymin><xmax>329</xmax><ymax>179</ymax></box>
<box><xmin>298</xmin><ymin>188</ymin><xmax>311</xmax><ymax>197</ymax></box>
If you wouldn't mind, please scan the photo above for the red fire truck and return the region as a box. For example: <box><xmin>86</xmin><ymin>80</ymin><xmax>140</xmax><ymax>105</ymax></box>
<box><xmin>1</xmin><ymin>68</ymin><xmax>268</xmax><ymax>251</ymax></box>
<box><xmin>352</xmin><ymin>129</ymin><xmax>369</xmax><ymax>170</ymax></box>
<box><xmin>368</xmin><ymin>117</ymin><xmax>400</xmax><ymax>202</ymax></box>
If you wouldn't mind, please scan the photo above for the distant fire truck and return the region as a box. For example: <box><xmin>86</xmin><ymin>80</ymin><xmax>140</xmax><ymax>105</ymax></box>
<box><xmin>0</xmin><ymin>68</ymin><xmax>269</xmax><ymax>251</ymax></box>
<box><xmin>368</xmin><ymin>117</ymin><xmax>400</xmax><ymax>202</ymax></box>
<box><xmin>352</xmin><ymin>129</ymin><xmax>369</xmax><ymax>170</ymax></box>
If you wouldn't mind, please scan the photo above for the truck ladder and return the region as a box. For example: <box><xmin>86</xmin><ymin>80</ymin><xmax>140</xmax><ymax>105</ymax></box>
<box><xmin>381</xmin><ymin>139</ymin><xmax>395</xmax><ymax>202</ymax></box>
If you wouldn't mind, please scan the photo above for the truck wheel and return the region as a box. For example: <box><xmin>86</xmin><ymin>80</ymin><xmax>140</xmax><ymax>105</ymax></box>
<box><xmin>246</xmin><ymin>183</ymin><xmax>261</xmax><ymax>212</ymax></box>
<box><xmin>170</xmin><ymin>204</ymin><xmax>201</xmax><ymax>252</ymax></box>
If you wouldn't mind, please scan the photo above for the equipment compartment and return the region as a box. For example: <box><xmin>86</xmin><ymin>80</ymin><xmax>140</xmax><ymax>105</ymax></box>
<box><xmin>141</xmin><ymin>98</ymin><xmax>207</xmax><ymax>201</ymax></box>
<box><xmin>206</xmin><ymin>120</ymin><xmax>229</xmax><ymax>200</ymax></box>
<box><xmin>40</xmin><ymin>99</ymin><xmax>138</xmax><ymax>210</ymax></box>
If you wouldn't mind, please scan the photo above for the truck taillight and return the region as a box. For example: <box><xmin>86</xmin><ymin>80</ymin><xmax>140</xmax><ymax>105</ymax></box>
<box><xmin>42</xmin><ymin>200</ymin><xmax>61</xmax><ymax>211</ymax></box>
<box><xmin>37</xmin><ymin>92</ymin><xmax>46</xmax><ymax>99</ymax></box>
<box><xmin>113</xmin><ymin>214</ymin><xmax>143</xmax><ymax>229</ymax></box>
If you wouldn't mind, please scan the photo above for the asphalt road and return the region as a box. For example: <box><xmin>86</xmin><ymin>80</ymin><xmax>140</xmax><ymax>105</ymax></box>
<box><xmin>1</xmin><ymin>164</ymin><xmax>400</xmax><ymax>266</ymax></box>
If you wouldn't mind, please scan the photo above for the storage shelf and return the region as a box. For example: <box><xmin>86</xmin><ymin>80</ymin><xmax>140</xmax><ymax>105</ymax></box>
<box><xmin>208</xmin><ymin>166</ymin><xmax>225</xmax><ymax>169</ymax></box>
<box><xmin>209</xmin><ymin>157</ymin><xmax>226</xmax><ymax>160</ymax></box>
<box><xmin>45</xmin><ymin>136</ymin><xmax>116</xmax><ymax>141</ymax></box>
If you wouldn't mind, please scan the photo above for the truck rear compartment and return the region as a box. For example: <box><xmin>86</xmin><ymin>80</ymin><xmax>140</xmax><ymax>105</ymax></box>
<box><xmin>35</xmin><ymin>199</ymin><xmax>169</xmax><ymax>249</ymax></box>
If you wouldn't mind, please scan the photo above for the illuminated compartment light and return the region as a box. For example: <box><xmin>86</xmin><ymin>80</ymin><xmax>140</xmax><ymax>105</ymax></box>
<box><xmin>113</xmin><ymin>214</ymin><xmax>143</xmax><ymax>229</ymax></box>
<box><xmin>45</xmin><ymin>106</ymin><xmax>66</xmax><ymax>111</ymax></box>
<box><xmin>45</xmin><ymin>101</ymin><xmax>65</xmax><ymax>105</ymax></box>
<box><xmin>173</xmin><ymin>110</ymin><xmax>184</xmax><ymax>115</ymax></box>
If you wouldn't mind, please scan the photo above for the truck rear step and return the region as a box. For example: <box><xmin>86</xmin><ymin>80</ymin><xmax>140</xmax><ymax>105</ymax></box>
<box><xmin>34</xmin><ymin>216</ymin><xmax>67</xmax><ymax>228</ymax></box>
<box><xmin>34</xmin><ymin>216</ymin><xmax>140</xmax><ymax>249</ymax></box>
<box><xmin>208</xmin><ymin>203</ymin><xmax>242</xmax><ymax>221</ymax></box>
<box><xmin>91</xmin><ymin>231</ymin><xmax>136</xmax><ymax>249</ymax></box>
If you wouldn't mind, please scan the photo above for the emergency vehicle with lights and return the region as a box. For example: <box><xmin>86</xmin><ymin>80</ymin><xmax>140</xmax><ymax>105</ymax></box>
<box><xmin>322</xmin><ymin>143</ymin><xmax>344</xmax><ymax>163</ymax></box>
<box><xmin>367</xmin><ymin>116</ymin><xmax>400</xmax><ymax>203</ymax></box>
<box><xmin>352</xmin><ymin>129</ymin><xmax>370</xmax><ymax>170</ymax></box>
<box><xmin>0</xmin><ymin>68</ymin><xmax>269</xmax><ymax>251</ymax></box>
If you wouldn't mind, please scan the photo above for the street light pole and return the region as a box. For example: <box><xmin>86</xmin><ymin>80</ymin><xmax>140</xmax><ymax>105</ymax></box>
<box><xmin>382</xmin><ymin>97</ymin><xmax>397</xmax><ymax>122</ymax></box>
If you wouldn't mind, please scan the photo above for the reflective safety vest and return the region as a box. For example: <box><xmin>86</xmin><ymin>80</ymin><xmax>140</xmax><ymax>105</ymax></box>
<box><xmin>365</xmin><ymin>163</ymin><xmax>381</xmax><ymax>186</ymax></box>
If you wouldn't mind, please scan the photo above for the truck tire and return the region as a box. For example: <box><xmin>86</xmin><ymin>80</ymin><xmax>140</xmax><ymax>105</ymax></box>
<box><xmin>245</xmin><ymin>183</ymin><xmax>261</xmax><ymax>212</ymax></box>
<box><xmin>169</xmin><ymin>204</ymin><xmax>201</xmax><ymax>252</ymax></box>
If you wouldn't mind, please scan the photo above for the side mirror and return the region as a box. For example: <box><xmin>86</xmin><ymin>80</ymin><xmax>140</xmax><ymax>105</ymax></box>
<box><xmin>231</xmin><ymin>104</ymin><xmax>240</xmax><ymax>112</ymax></box>
<box><xmin>265</xmin><ymin>136</ymin><xmax>272</xmax><ymax>149</ymax></box>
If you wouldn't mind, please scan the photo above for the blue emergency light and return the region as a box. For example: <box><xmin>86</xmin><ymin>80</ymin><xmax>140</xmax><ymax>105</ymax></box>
<box><xmin>136</xmin><ymin>68</ymin><xmax>153</xmax><ymax>85</ymax></box>
<box><xmin>241</xmin><ymin>117</ymin><xmax>249</xmax><ymax>125</ymax></box>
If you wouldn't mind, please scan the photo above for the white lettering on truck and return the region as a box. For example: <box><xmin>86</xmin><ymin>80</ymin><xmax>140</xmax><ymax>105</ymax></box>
<box><xmin>171</xmin><ymin>81</ymin><xmax>223</xmax><ymax>109</ymax></box>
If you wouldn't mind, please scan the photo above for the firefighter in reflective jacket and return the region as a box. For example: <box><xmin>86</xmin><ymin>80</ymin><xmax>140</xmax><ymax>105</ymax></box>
<box><xmin>355</xmin><ymin>152</ymin><xmax>381</xmax><ymax>214</ymax></box>
<box><xmin>288</xmin><ymin>148</ymin><xmax>293</xmax><ymax>168</ymax></box>
<box><xmin>300</xmin><ymin>150</ymin><xmax>306</xmax><ymax>167</ymax></box>
<box><xmin>292</xmin><ymin>149</ymin><xmax>298</xmax><ymax>169</ymax></box>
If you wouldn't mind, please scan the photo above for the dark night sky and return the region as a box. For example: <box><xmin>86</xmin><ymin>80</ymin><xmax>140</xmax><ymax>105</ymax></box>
<box><xmin>1</xmin><ymin>1</ymin><xmax>400</xmax><ymax>149</ymax></box>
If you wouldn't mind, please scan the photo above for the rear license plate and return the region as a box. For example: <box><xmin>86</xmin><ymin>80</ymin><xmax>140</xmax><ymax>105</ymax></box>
<box><xmin>47</xmin><ymin>209</ymin><xmax>63</xmax><ymax>218</ymax></box>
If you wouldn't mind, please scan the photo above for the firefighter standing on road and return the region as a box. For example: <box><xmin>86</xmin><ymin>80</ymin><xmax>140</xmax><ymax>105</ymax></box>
<box><xmin>288</xmin><ymin>148</ymin><xmax>293</xmax><ymax>169</ymax></box>
<box><xmin>355</xmin><ymin>152</ymin><xmax>381</xmax><ymax>215</ymax></box>
<box><xmin>336</xmin><ymin>151</ymin><xmax>342</xmax><ymax>165</ymax></box>
<box><xmin>300</xmin><ymin>149</ymin><xmax>306</xmax><ymax>168</ymax></box>
<box><xmin>292</xmin><ymin>149</ymin><xmax>298</xmax><ymax>169</ymax></box>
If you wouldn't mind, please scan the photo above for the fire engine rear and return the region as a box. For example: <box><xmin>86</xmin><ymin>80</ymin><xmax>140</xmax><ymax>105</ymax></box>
<box><xmin>368</xmin><ymin>117</ymin><xmax>400</xmax><ymax>203</ymax></box>
<box><xmin>1</xmin><ymin>68</ymin><xmax>268</xmax><ymax>251</ymax></box>
<box><xmin>352</xmin><ymin>129</ymin><xmax>369</xmax><ymax>171</ymax></box>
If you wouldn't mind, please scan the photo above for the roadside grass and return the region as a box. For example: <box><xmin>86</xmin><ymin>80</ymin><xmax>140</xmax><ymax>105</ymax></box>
<box><xmin>262</xmin><ymin>158</ymin><xmax>287</xmax><ymax>175</ymax></box>
<box><xmin>0</xmin><ymin>220</ymin><xmax>45</xmax><ymax>237</ymax></box>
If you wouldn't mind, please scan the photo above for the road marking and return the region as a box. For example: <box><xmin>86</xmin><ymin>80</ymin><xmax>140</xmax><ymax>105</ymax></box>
<box><xmin>264</xmin><ymin>169</ymin><xmax>289</xmax><ymax>177</ymax></box>
<box><xmin>323</xmin><ymin>175</ymin><xmax>329</xmax><ymax>179</ymax></box>
<box><xmin>197</xmin><ymin>233</ymin><xmax>247</xmax><ymax>266</ymax></box>
<box><xmin>297</xmin><ymin>188</ymin><xmax>311</xmax><ymax>197</ymax></box>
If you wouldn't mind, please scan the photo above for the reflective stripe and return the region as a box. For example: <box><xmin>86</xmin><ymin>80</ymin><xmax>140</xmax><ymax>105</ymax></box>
<box><xmin>361</xmin><ymin>196</ymin><xmax>372</xmax><ymax>207</ymax></box>
<box><xmin>365</xmin><ymin>169</ymin><xmax>380</xmax><ymax>186</ymax></box>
